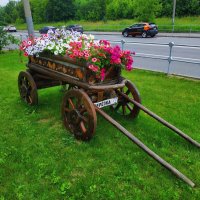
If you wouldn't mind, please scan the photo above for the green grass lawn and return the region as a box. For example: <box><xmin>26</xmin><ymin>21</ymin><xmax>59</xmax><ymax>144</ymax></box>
<box><xmin>0</xmin><ymin>51</ymin><xmax>200</xmax><ymax>199</ymax></box>
<box><xmin>16</xmin><ymin>16</ymin><xmax>200</xmax><ymax>33</ymax></box>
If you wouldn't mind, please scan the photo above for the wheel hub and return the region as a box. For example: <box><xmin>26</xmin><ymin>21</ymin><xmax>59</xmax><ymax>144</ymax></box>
<box><xmin>68</xmin><ymin>109</ymin><xmax>81</xmax><ymax>125</ymax></box>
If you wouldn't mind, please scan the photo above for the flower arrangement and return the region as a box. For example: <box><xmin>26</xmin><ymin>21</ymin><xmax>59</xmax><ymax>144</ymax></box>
<box><xmin>20</xmin><ymin>29</ymin><xmax>134</xmax><ymax>80</ymax></box>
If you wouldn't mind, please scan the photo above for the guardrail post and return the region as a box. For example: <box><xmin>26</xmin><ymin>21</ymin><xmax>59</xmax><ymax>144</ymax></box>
<box><xmin>121</xmin><ymin>39</ymin><xmax>125</xmax><ymax>51</ymax></box>
<box><xmin>167</xmin><ymin>42</ymin><xmax>174</xmax><ymax>75</ymax></box>
<box><xmin>20</xmin><ymin>34</ymin><xmax>23</xmax><ymax>42</ymax></box>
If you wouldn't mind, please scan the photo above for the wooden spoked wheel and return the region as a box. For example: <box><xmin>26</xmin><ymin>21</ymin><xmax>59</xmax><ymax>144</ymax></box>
<box><xmin>62</xmin><ymin>89</ymin><xmax>97</xmax><ymax>141</ymax></box>
<box><xmin>18</xmin><ymin>71</ymin><xmax>38</xmax><ymax>105</ymax></box>
<box><xmin>113</xmin><ymin>80</ymin><xmax>141</xmax><ymax>118</ymax></box>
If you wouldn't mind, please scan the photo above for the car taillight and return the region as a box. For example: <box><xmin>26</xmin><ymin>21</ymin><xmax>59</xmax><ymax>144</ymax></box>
<box><xmin>144</xmin><ymin>25</ymin><xmax>150</xmax><ymax>31</ymax></box>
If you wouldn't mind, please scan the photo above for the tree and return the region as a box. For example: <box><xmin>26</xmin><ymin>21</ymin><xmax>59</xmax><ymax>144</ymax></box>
<box><xmin>106</xmin><ymin>0</ymin><xmax>136</xmax><ymax>20</ymax></box>
<box><xmin>75</xmin><ymin>0</ymin><xmax>106</xmax><ymax>21</ymax></box>
<box><xmin>0</xmin><ymin>27</ymin><xmax>19</xmax><ymax>53</ymax></box>
<box><xmin>30</xmin><ymin>0</ymin><xmax>48</xmax><ymax>23</ymax></box>
<box><xmin>46</xmin><ymin>0</ymin><xmax>75</xmax><ymax>22</ymax></box>
<box><xmin>0</xmin><ymin>7</ymin><xmax>7</xmax><ymax>25</ymax></box>
<box><xmin>135</xmin><ymin>0</ymin><xmax>162</xmax><ymax>21</ymax></box>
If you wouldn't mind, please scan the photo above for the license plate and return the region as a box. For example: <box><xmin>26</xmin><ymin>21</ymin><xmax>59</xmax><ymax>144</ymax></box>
<box><xmin>94</xmin><ymin>97</ymin><xmax>118</xmax><ymax>108</ymax></box>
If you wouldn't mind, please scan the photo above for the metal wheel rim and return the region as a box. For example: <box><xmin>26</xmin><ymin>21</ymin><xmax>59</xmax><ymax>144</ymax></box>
<box><xmin>142</xmin><ymin>32</ymin><xmax>147</xmax><ymax>38</ymax></box>
<box><xmin>123</xmin><ymin>31</ymin><xmax>128</xmax><ymax>37</ymax></box>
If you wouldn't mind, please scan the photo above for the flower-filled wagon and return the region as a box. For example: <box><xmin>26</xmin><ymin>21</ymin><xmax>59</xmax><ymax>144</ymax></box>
<box><xmin>18</xmin><ymin>30</ymin><xmax>200</xmax><ymax>187</ymax></box>
<box><xmin>19</xmin><ymin>30</ymin><xmax>141</xmax><ymax>140</ymax></box>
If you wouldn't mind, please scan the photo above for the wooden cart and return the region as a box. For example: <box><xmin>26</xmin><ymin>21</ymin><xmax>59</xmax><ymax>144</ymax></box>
<box><xmin>18</xmin><ymin>53</ymin><xmax>141</xmax><ymax>140</ymax></box>
<box><xmin>18</xmin><ymin>54</ymin><xmax>200</xmax><ymax>187</ymax></box>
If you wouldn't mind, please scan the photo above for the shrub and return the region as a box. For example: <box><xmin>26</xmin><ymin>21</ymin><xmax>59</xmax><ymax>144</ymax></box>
<box><xmin>0</xmin><ymin>26</ymin><xmax>19</xmax><ymax>53</ymax></box>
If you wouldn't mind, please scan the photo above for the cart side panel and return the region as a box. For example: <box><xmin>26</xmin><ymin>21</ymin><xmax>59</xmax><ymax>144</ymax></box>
<box><xmin>28</xmin><ymin>54</ymin><xmax>121</xmax><ymax>85</ymax></box>
<box><xmin>29</xmin><ymin>56</ymin><xmax>84</xmax><ymax>81</ymax></box>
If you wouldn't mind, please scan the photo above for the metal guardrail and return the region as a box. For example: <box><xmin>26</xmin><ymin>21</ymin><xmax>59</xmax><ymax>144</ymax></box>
<box><xmin>106</xmin><ymin>39</ymin><xmax>200</xmax><ymax>78</ymax></box>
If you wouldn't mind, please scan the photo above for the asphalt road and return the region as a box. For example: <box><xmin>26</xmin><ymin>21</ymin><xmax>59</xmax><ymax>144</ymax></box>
<box><xmin>9</xmin><ymin>31</ymin><xmax>200</xmax><ymax>79</ymax></box>
<box><xmin>92</xmin><ymin>33</ymin><xmax>200</xmax><ymax>79</ymax></box>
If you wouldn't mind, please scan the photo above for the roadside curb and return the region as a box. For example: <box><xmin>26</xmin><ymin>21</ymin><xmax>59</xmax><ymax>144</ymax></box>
<box><xmin>18</xmin><ymin>30</ymin><xmax>200</xmax><ymax>38</ymax></box>
<box><xmin>85</xmin><ymin>31</ymin><xmax>200</xmax><ymax>38</ymax></box>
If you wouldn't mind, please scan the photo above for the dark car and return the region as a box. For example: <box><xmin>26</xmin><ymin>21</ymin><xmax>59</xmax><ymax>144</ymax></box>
<box><xmin>65</xmin><ymin>24</ymin><xmax>83</xmax><ymax>33</ymax></box>
<box><xmin>39</xmin><ymin>26</ymin><xmax>57</xmax><ymax>34</ymax></box>
<box><xmin>122</xmin><ymin>23</ymin><xmax>158</xmax><ymax>38</ymax></box>
<box><xmin>3</xmin><ymin>25</ymin><xmax>17</xmax><ymax>32</ymax></box>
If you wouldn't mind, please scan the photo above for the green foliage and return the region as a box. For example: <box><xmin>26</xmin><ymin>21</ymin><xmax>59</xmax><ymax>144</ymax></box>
<box><xmin>0</xmin><ymin>51</ymin><xmax>200</xmax><ymax>199</ymax></box>
<box><xmin>106</xmin><ymin>0</ymin><xmax>136</xmax><ymax>20</ymax></box>
<box><xmin>0</xmin><ymin>0</ymin><xmax>199</xmax><ymax>25</ymax></box>
<box><xmin>46</xmin><ymin>0</ymin><xmax>75</xmax><ymax>22</ymax></box>
<box><xmin>2</xmin><ymin>1</ymin><xmax>19</xmax><ymax>24</ymax></box>
<box><xmin>30</xmin><ymin>0</ymin><xmax>48</xmax><ymax>23</ymax></box>
<box><xmin>135</xmin><ymin>0</ymin><xmax>162</xmax><ymax>22</ymax></box>
<box><xmin>75</xmin><ymin>0</ymin><xmax>106</xmax><ymax>21</ymax></box>
<box><xmin>0</xmin><ymin>27</ymin><xmax>19</xmax><ymax>53</ymax></box>
<box><xmin>160</xmin><ymin>0</ymin><xmax>200</xmax><ymax>17</ymax></box>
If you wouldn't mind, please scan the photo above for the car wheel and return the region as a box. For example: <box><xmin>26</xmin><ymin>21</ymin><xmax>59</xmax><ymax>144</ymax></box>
<box><xmin>151</xmin><ymin>34</ymin><xmax>155</xmax><ymax>37</ymax></box>
<box><xmin>142</xmin><ymin>32</ymin><xmax>147</xmax><ymax>38</ymax></box>
<box><xmin>123</xmin><ymin>31</ymin><xmax>129</xmax><ymax>37</ymax></box>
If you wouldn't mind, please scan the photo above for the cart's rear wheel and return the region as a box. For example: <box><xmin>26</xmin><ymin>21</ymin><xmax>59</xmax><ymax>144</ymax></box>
<box><xmin>113</xmin><ymin>80</ymin><xmax>141</xmax><ymax>118</ymax></box>
<box><xmin>18</xmin><ymin>71</ymin><xmax>38</xmax><ymax>105</ymax></box>
<box><xmin>62</xmin><ymin>89</ymin><xmax>97</xmax><ymax>141</ymax></box>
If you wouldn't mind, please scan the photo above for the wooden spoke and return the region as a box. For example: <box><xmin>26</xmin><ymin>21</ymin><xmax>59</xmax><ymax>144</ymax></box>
<box><xmin>80</xmin><ymin>121</ymin><xmax>87</xmax><ymax>134</ymax></box>
<box><xmin>115</xmin><ymin>102</ymin><xmax>122</xmax><ymax>111</ymax></box>
<box><xmin>126</xmin><ymin>103</ymin><xmax>133</xmax><ymax>112</ymax></box>
<box><xmin>76</xmin><ymin>98</ymin><xmax>82</xmax><ymax>108</ymax></box>
<box><xmin>18</xmin><ymin>71</ymin><xmax>38</xmax><ymax>106</ymax></box>
<box><xmin>62</xmin><ymin>89</ymin><xmax>97</xmax><ymax>141</ymax></box>
<box><xmin>68</xmin><ymin>98</ymin><xmax>75</xmax><ymax>109</ymax></box>
<box><xmin>21</xmin><ymin>93</ymin><xmax>26</xmax><ymax>98</ymax></box>
<box><xmin>79</xmin><ymin>107</ymin><xmax>86</xmax><ymax>114</ymax></box>
<box><xmin>28</xmin><ymin>96</ymin><xmax>33</xmax><ymax>104</ymax></box>
<box><xmin>122</xmin><ymin>105</ymin><xmax>126</xmax><ymax>115</ymax></box>
<box><xmin>111</xmin><ymin>80</ymin><xmax>141</xmax><ymax>118</ymax></box>
<box><xmin>64</xmin><ymin>107</ymin><xmax>70</xmax><ymax>112</ymax></box>
<box><xmin>80</xmin><ymin>115</ymin><xmax>88</xmax><ymax>123</ymax></box>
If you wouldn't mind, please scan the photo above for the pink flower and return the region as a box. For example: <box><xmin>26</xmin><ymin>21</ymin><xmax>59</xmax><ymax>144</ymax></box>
<box><xmin>92</xmin><ymin>57</ymin><xmax>97</xmax><ymax>63</ymax></box>
<box><xmin>42</xmin><ymin>34</ymin><xmax>48</xmax><ymax>39</ymax></box>
<box><xmin>100</xmin><ymin>68</ymin><xmax>106</xmax><ymax>81</ymax></box>
<box><xmin>73</xmin><ymin>50</ymin><xmax>79</xmax><ymax>57</ymax></box>
<box><xmin>77</xmin><ymin>42</ymin><xmax>82</xmax><ymax>48</ymax></box>
<box><xmin>69</xmin><ymin>54</ymin><xmax>74</xmax><ymax>59</ymax></box>
<box><xmin>83</xmin><ymin>50</ymin><xmax>89</xmax><ymax>54</ymax></box>
<box><xmin>79</xmin><ymin>52</ymin><xmax>84</xmax><ymax>57</ymax></box>
<box><xmin>84</xmin><ymin>53</ymin><xmax>90</xmax><ymax>59</ymax></box>
<box><xmin>24</xmin><ymin>52</ymin><xmax>28</xmax><ymax>57</ymax></box>
<box><xmin>100</xmin><ymin>40</ymin><xmax>110</xmax><ymax>46</ymax></box>
<box><xmin>88</xmin><ymin>65</ymin><xmax>99</xmax><ymax>72</ymax></box>
<box><xmin>126</xmin><ymin>64</ymin><xmax>133</xmax><ymax>71</ymax></box>
<box><xmin>27</xmin><ymin>40</ymin><xmax>32</xmax><ymax>46</ymax></box>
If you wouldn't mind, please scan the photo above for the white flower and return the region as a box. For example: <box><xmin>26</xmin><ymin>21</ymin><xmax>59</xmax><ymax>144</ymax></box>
<box><xmin>88</xmin><ymin>34</ymin><xmax>94</xmax><ymax>40</ymax></box>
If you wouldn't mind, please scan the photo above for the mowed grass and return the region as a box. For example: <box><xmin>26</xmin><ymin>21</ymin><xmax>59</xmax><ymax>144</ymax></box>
<box><xmin>16</xmin><ymin>16</ymin><xmax>200</xmax><ymax>32</ymax></box>
<box><xmin>0</xmin><ymin>51</ymin><xmax>200</xmax><ymax>199</ymax></box>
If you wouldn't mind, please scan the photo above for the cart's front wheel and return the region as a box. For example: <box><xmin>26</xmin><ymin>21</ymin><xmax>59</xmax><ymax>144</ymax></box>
<box><xmin>113</xmin><ymin>80</ymin><xmax>141</xmax><ymax>118</ymax></box>
<box><xmin>18</xmin><ymin>71</ymin><xmax>38</xmax><ymax>105</ymax></box>
<box><xmin>62</xmin><ymin>89</ymin><xmax>97</xmax><ymax>141</ymax></box>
